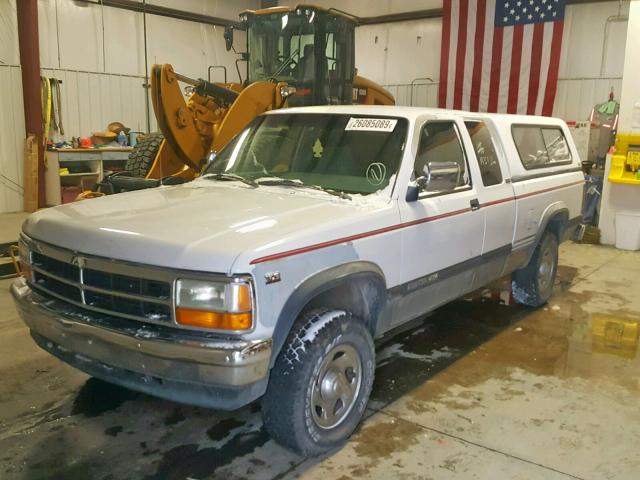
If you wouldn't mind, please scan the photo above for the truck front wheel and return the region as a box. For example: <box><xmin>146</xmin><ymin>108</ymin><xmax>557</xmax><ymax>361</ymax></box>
<box><xmin>262</xmin><ymin>309</ymin><xmax>375</xmax><ymax>456</ymax></box>
<box><xmin>512</xmin><ymin>231</ymin><xmax>559</xmax><ymax>307</ymax></box>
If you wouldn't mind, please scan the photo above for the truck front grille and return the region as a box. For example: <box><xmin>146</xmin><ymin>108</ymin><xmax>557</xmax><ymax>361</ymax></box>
<box><xmin>29</xmin><ymin>246</ymin><xmax>173</xmax><ymax>325</ymax></box>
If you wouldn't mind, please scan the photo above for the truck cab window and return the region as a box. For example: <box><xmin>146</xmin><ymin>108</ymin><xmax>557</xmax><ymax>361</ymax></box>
<box><xmin>464</xmin><ymin>121</ymin><xmax>502</xmax><ymax>186</ymax></box>
<box><xmin>541</xmin><ymin>128</ymin><xmax>572</xmax><ymax>164</ymax></box>
<box><xmin>512</xmin><ymin>125</ymin><xmax>572</xmax><ymax>169</ymax></box>
<box><xmin>414</xmin><ymin>121</ymin><xmax>469</xmax><ymax>193</ymax></box>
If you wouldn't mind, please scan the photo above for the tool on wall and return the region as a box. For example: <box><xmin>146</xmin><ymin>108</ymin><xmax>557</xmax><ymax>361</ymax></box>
<box><xmin>40</xmin><ymin>76</ymin><xmax>51</xmax><ymax>146</ymax></box>
<box><xmin>40</xmin><ymin>76</ymin><xmax>64</xmax><ymax>143</ymax></box>
<box><xmin>50</xmin><ymin>78</ymin><xmax>64</xmax><ymax>136</ymax></box>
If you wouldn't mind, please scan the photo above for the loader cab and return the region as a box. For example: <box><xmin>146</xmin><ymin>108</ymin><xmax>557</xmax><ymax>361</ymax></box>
<box><xmin>241</xmin><ymin>6</ymin><xmax>356</xmax><ymax>106</ymax></box>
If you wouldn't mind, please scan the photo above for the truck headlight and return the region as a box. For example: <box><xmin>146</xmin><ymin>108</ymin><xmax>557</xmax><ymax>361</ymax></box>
<box><xmin>175</xmin><ymin>279</ymin><xmax>253</xmax><ymax>331</ymax></box>
<box><xmin>18</xmin><ymin>239</ymin><xmax>32</xmax><ymax>282</ymax></box>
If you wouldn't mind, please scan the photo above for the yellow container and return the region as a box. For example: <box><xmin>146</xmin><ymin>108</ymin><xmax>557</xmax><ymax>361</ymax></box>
<box><xmin>608</xmin><ymin>133</ymin><xmax>640</xmax><ymax>185</ymax></box>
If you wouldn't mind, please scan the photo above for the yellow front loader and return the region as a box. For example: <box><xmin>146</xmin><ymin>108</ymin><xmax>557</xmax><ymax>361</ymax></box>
<box><xmin>116</xmin><ymin>5</ymin><xmax>395</xmax><ymax>189</ymax></box>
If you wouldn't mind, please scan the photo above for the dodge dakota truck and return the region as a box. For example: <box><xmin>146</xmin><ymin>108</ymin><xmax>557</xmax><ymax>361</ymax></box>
<box><xmin>12</xmin><ymin>106</ymin><xmax>584</xmax><ymax>454</ymax></box>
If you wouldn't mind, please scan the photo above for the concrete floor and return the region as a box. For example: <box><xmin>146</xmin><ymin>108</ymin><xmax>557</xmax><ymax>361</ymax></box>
<box><xmin>1</xmin><ymin>241</ymin><xmax>639</xmax><ymax>480</ymax></box>
<box><xmin>0</xmin><ymin>212</ymin><xmax>29</xmax><ymax>244</ymax></box>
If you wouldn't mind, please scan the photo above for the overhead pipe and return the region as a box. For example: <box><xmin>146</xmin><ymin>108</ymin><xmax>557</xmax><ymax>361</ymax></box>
<box><xmin>74</xmin><ymin>0</ymin><xmax>242</xmax><ymax>29</ymax></box>
<box><xmin>16</xmin><ymin>0</ymin><xmax>45</xmax><ymax>208</ymax></box>
<box><xmin>74</xmin><ymin>0</ymin><xmax>621</xmax><ymax>29</ymax></box>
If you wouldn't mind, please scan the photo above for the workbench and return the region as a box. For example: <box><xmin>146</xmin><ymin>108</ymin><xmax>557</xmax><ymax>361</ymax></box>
<box><xmin>45</xmin><ymin>148</ymin><xmax>133</xmax><ymax>206</ymax></box>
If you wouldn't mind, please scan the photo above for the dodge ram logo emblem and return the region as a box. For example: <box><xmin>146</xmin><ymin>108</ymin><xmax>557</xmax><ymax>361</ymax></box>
<box><xmin>366</xmin><ymin>162</ymin><xmax>386</xmax><ymax>186</ymax></box>
<box><xmin>70</xmin><ymin>256</ymin><xmax>86</xmax><ymax>268</ymax></box>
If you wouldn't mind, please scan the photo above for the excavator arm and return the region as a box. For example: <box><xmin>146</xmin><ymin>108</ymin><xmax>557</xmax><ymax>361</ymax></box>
<box><xmin>144</xmin><ymin>64</ymin><xmax>287</xmax><ymax>180</ymax></box>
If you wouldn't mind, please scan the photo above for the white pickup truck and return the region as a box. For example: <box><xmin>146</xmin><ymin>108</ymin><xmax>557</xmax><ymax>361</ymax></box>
<box><xmin>12</xmin><ymin>106</ymin><xmax>583</xmax><ymax>454</ymax></box>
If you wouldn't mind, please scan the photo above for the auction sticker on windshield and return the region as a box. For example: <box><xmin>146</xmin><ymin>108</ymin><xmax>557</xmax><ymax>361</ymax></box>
<box><xmin>345</xmin><ymin>118</ymin><xmax>397</xmax><ymax>132</ymax></box>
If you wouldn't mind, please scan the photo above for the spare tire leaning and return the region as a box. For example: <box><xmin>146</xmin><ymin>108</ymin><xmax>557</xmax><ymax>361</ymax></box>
<box><xmin>125</xmin><ymin>132</ymin><xmax>164</xmax><ymax>178</ymax></box>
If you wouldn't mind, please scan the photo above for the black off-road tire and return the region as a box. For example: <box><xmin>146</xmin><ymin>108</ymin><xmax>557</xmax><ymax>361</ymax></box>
<box><xmin>512</xmin><ymin>231</ymin><xmax>559</xmax><ymax>307</ymax></box>
<box><xmin>125</xmin><ymin>133</ymin><xmax>164</xmax><ymax>178</ymax></box>
<box><xmin>262</xmin><ymin>309</ymin><xmax>375</xmax><ymax>456</ymax></box>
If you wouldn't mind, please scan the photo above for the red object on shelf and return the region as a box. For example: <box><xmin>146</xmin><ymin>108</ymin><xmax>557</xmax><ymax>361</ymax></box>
<box><xmin>61</xmin><ymin>186</ymin><xmax>82</xmax><ymax>204</ymax></box>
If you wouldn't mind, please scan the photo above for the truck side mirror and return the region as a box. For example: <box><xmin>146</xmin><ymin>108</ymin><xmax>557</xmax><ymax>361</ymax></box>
<box><xmin>422</xmin><ymin>161</ymin><xmax>461</xmax><ymax>192</ymax></box>
<box><xmin>224</xmin><ymin>26</ymin><xmax>234</xmax><ymax>51</ymax></box>
<box><xmin>406</xmin><ymin>161</ymin><xmax>461</xmax><ymax>202</ymax></box>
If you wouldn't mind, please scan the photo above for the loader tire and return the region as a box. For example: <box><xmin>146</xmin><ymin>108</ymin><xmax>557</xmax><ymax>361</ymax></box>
<box><xmin>125</xmin><ymin>133</ymin><xmax>164</xmax><ymax>178</ymax></box>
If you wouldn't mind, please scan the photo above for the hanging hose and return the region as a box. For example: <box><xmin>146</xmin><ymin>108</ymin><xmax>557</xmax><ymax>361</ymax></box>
<box><xmin>50</xmin><ymin>81</ymin><xmax>58</xmax><ymax>134</ymax></box>
<box><xmin>40</xmin><ymin>76</ymin><xmax>52</xmax><ymax>147</ymax></box>
<box><xmin>52</xmin><ymin>78</ymin><xmax>64</xmax><ymax>136</ymax></box>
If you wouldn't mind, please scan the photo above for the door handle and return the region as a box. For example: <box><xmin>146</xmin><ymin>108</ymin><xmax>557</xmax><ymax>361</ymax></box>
<box><xmin>470</xmin><ymin>199</ymin><xmax>480</xmax><ymax>211</ymax></box>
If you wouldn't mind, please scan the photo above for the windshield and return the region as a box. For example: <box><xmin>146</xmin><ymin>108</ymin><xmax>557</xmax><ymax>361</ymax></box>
<box><xmin>246</xmin><ymin>10</ymin><xmax>355</xmax><ymax>105</ymax></box>
<box><xmin>204</xmin><ymin>113</ymin><xmax>408</xmax><ymax>196</ymax></box>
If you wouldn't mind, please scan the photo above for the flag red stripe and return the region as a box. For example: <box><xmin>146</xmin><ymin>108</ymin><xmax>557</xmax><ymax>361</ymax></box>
<box><xmin>507</xmin><ymin>24</ymin><xmax>524</xmax><ymax>114</ymax></box>
<box><xmin>453</xmin><ymin>0</ymin><xmax>469</xmax><ymax>110</ymax></box>
<box><xmin>487</xmin><ymin>26</ymin><xmax>503</xmax><ymax>113</ymax></box>
<box><xmin>469</xmin><ymin>0</ymin><xmax>486</xmax><ymax>112</ymax></box>
<box><xmin>438</xmin><ymin>0</ymin><xmax>452</xmax><ymax>108</ymax></box>
<box><xmin>526</xmin><ymin>23</ymin><xmax>544</xmax><ymax>115</ymax></box>
<box><xmin>542</xmin><ymin>21</ymin><xmax>564</xmax><ymax>116</ymax></box>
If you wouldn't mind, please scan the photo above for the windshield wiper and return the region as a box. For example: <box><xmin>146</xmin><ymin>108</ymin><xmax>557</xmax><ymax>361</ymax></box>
<box><xmin>256</xmin><ymin>177</ymin><xmax>351</xmax><ymax>200</ymax></box>
<box><xmin>201</xmin><ymin>173</ymin><xmax>258</xmax><ymax>188</ymax></box>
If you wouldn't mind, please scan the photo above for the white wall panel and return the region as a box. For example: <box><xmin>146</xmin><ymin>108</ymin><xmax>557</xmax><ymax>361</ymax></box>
<box><xmin>369</xmin><ymin>1</ymin><xmax>630</xmax><ymax>123</ymax></box>
<box><xmin>559</xmin><ymin>1</ymin><xmax>628</xmax><ymax>80</ymax></box>
<box><xmin>40</xmin><ymin>68</ymin><xmax>151</xmax><ymax>140</ymax></box>
<box><xmin>146</xmin><ymin>14</ymin><xmax>207</xmax><ymax>78</ymax></box>
<box><xmin>37</xmin><ymin>0</ymin><xmax>59</xmax><ymax>69</ymax></box>
<box><xmin>553</xmin><ymin>78</ymin><xmax>623</xmax><ymax>122</ymax></box>
<box><xmin>383</xmin><ymin>18</ymin><xmax>441</xmax><ymax>84</ymax></box>
<box><xmin>0</xmin><ymin>0</ymin><xmax>20</xmax><ymax>66</ymax></box>
<box><xmin>55</xmin><ymin>0</ymin><xmax>104</xmax><ymax>72</ymax></box>
<box><xmin>0</xmin><ymin>66</ymin><xmax>25</xmax><ymax>214</ymax></box>
<box><xmin>103</xmin><ymin>7</ymin><xmax>145</xmax><ymax>76</ymax></box>
<box><xmin>0</xmin><ymin>0</ymin><xmax>631</xmax><ymax>213</ymax></box>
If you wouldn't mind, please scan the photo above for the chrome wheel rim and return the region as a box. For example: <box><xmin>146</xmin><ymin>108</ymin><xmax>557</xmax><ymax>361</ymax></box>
<box><xmin>310</xmin><ymin>344</ymin><xmax>362</xmax><ymax>430</ymax></box>
<box><xmin>538</xmin><ymin>243</ymin><xmax>555</xmax><ymax>293</ymax></box>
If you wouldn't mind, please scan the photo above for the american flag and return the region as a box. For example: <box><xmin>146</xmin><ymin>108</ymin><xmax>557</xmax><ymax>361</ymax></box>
<box><xmin>438</xmin><ymin>0</ymin><xmax>566</xmax><ymax>116</ymax></box>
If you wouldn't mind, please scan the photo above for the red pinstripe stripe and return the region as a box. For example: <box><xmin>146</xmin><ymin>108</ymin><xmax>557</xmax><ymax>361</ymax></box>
<box><xmin>480</xmin><ymin>197</ymin><xmax>513</xmax><ymax>208</ymax></box>
<box><xmin>507</xmin><ymin>24</ymin><xmax>524</xmax><ymax>114</ymax></box>
<box><xmin>438</xmin><ymin>0</ymin><xmax>452</xmax><ymax>108</ymax></box>
<box><xmin>453</xmin><ymin>0</ymin><xmax>469</xmax><ymax>110</ymax></box>
<box><xmin>515</xmin><ymin>179</ymin><xmax>584</xmax><ymax>200</ymax></box>
<box><xmin>251</xmin><ymin>207</ymin><xmax>472</xmax><ymax>265</ymax></box>
<box><xmin>250</xmin><ymin>180</ymin><xmax>585</xmax><ymax>265</ymax></box>
<box><xmin>526</xmin><ymin>23</ymin><xmax>544</xmax><ymax>115</ymax></box>
<box><xmin>469</xmin><ymin>0</ymin><xmax>486</xmax><ymax>112</ymax></box>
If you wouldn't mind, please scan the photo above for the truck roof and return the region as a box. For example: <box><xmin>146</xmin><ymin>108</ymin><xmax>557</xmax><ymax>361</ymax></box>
<box><xmin>267</xmin><ymin>105</ymin><xmax>567</xmax><ymax>126</ymax></box>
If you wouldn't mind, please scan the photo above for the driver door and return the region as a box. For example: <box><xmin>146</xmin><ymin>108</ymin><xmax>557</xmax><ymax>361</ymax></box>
<box><xmin>394</xmin><ymin>118</ymin><xmax>484</xmax><ymax>326</ymax></box>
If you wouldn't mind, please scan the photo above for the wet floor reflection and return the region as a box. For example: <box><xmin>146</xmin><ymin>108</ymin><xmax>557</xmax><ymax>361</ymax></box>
<box><xmin>4</xmin><ymin>263</ymin><xmax>640</xmax><ymax>480</ymax></box>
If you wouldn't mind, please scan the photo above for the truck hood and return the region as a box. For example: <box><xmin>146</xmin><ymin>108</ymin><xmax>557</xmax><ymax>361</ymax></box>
<box><xmin>23</xmin><ymin>182</ymin><xmax>391</xmax><ymax>274</ymax></box>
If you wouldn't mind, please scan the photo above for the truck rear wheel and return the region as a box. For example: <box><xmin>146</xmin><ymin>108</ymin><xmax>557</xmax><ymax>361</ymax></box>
<box><xmin>512</xmin><ymin>231</ymin><xmax>558</xmax><ymax>307</ymax></box>
<box><xmin>125</xmin><ymin>133</ymin><xmax>164</xmax><ymax>178</ymax></box>
<box><xmin>262</xmin><ymin>309</ymin><xmax>375</xmax><ymax>456</ymax></box>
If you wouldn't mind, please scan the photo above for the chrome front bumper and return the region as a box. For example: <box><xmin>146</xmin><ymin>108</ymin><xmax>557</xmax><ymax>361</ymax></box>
<box><xmin>12</xmin><ymin>277</ymin><xmax>272</xmax><ymax>408</ymax></box>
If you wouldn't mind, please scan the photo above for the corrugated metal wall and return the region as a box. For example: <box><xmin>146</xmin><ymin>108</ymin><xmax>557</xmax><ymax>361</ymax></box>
<box><xmin>0</xmin><ymin>0</ymin><xmax>631</xmax><ymax>213</ymax></box>
<box><xmin>0</xmin><ymin>65</ymin><xmax>26</xmax><ymax>214</ymax></box>
<box><xmin>0</xmin><ymin>0</ymin><xmax>257</xmax><ymax>214</ymax></box>
<box><xmin>373</xmin><ymin>1</ymin><xmax>628</xmax><ymax>121</ymax></box>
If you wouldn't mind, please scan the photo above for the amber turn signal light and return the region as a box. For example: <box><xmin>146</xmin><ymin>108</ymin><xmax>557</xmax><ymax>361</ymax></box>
<box><xmin>176</xmin><ymin>308</ymin><xmax>252</xmax><ymax>330</ymax></box>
